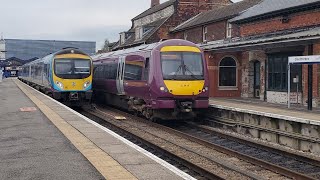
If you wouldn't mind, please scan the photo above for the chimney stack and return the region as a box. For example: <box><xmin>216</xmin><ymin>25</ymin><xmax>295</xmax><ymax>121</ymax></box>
<box><xmin>151</xmin><ymin>0</ymin><xmax>160</xmax><ymax>8</ymax></box>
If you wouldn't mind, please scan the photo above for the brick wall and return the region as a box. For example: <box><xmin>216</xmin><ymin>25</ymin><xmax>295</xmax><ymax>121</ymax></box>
<box><xmin>171</xmin><ymin>19</ymin><xmax>241</xmax><ymax>44</ymax></box>
<box><xmin>206</xmin><ymin>21</ymin><xmax>227</xmax><ymax>41</ymax></box>
<box><xmin>160</xmin><ymin>0</ymin><xmax>230</xmax><ymax>40</ymax></box>
<box><xmin>185</xmin><ymin>27</ymin><xmax>203</xmax><ymax>43</ymax></box>
<box><xmin>205</xmin><ymin>51</ymin><xmax>242</xmax><ymax>97</ymax></box>
<box><xmin>240</xmin><ymin>9</ymin><xmax>320</xmax><ymax>37</ymax></box>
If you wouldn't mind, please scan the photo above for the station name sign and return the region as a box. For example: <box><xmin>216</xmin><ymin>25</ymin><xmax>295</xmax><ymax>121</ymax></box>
<box><xmin>289</xmin><ymin>55</ymin><xmax>320</xmax><ymax>64</ymax></box>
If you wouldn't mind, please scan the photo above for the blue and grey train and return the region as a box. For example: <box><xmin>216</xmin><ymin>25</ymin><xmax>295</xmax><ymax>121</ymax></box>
<box><xmin>19</xmin><ymin>48</ymin><xmax>93</xmax><ymax>106</ymax></box>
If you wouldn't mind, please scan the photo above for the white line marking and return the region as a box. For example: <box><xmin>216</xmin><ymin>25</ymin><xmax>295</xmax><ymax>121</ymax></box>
<box><xmin>20</xmin><ymin>81</ymin><xmax>196</xmax><ymax>180</ymax></box>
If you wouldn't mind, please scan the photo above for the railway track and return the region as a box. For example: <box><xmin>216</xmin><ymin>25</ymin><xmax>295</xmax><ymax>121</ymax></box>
<box><xmin>80</xmin><ymin>106</ymin><xmax>290</xmax><ymax>180</ymax></box>
<box><xmin>169</xmin><ymin>123</ymin><xmax>320</xmax><ymax>180</ymax></box>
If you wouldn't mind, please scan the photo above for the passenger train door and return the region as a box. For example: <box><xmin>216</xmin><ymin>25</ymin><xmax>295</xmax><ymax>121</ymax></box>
<box><xmin>116</xmin><ymin>56</ymin><xmax>125</xmax><ymax>95</ymax></box>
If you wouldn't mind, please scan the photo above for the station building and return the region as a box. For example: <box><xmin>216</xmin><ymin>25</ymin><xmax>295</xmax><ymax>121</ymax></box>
<box><xmin>171</xmin><ymin>0</ymin><xmax>320</xmax><ymax>107</ymax></box>
<box><xmin>112</xmin><ymin>0</ymin><xmax>232</xmax><ymax>50</ymax></box>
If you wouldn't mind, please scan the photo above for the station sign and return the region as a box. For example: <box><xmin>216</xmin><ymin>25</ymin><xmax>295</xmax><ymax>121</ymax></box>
<box><xmin>289</xmin><ymin>55</ymin><xmax>320</xmax><ymax>64</ymax></box>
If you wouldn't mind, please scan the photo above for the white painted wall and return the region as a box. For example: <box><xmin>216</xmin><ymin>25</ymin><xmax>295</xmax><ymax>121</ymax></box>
<box><xmin>133</xmin><ymin>5</ymin><xmax>174</xmax><ymax>27</ymax></box>
<box><xmin>267</xmin><ymin>91</ymin><xmax>302</xmax><ymax>104</ymax></box>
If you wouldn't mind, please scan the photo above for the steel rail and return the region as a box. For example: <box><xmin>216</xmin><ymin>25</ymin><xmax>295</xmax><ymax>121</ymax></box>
<box><xmin>81</xmin><ymin>109</ymin><xmax>225</xmax><ymax>180</ymax></box>
<box><xmin>105</xmin><ymin>107</ymin><xmax>317</xmax><ymax>180</ymax></box>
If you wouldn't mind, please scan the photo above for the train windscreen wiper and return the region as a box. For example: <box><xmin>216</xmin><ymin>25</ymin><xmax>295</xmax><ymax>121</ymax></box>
<box><xmin>171</xmin><ymin>64</ymin><xmax>183</xmax><ymax>80</ymax></box>
<box><xmin>183</xmin><ymin>65</ymin><xmax>199</xmax><ymax>80</ymax></box>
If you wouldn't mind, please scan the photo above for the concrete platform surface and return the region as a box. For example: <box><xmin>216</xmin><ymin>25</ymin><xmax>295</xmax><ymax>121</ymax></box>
<box><xmin>210</xmin><ymin>98</ymin><xmax>320</xmax><ymax>125</ymax></box>
<box><xmin>2</xmin><ymin>78</ymin><xmax>193</xmax><ymax>180</ymax></box>
<box><xmin>0</xmin><ymin>78</ymin><xmax>104</xmax><ymax>180</ymax></box>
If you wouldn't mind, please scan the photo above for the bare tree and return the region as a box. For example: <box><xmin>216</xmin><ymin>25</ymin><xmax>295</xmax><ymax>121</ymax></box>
<box><xmin>101</xmin><ymin>39</ymin><xmax>111</xmax><ymax>52</ymax></box>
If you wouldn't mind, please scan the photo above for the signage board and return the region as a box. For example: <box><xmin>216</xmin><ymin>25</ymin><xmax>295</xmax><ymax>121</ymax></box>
<box><xmin>289</xmin><ymin>55</ymin><xmax>320</xmax><ymax>64</ymax></box>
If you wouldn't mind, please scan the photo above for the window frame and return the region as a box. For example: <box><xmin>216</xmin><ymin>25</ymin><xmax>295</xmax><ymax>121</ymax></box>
<box><xmin>267</xmin><ymin>53</ymin><xmax>302</xmax><ymax>92</ymax></box>
<box><xmin>203</xmin><ymin>26</ymin><xmax>208</xmax><ymax>42</ymax></box>
<box><xmin>226</xmin><ymin>22</ymin><xmax>232</xmax><ymax>38</ymax></box>
<box><xmin>218</xmin><ymin>56</ymin><xmax>238</xmax><ymax>89</ymax></box>
<box><xmin>184</xmin><ymin>32</ymin><xmax>188</xmax><ymax>40</ymax></box>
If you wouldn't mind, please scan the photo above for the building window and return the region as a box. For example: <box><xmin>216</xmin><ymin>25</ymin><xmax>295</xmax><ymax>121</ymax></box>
<box><xmin>143</xmin><ymin>26</ymin><xmax>153</xmax><ymax>35</ymax></box>
<box><xmin>203</xmin><ymin>26</ymin><xmax>208</xmax><ymax>42</ymax></box>
<box><xmin>226</xmin><ymin>22</ymin><xmax>232</xmax><ymax>38</ymax></box>
<box><xmin>120</xmin><ymin>32</ymin><xmax>125</xmax><ymax>45</ymax></box>
<box><xmin>268</xmin><ymin>54</ymin><xmax>302</xmax><ymax>91</ymax></box>
<box><xmin>219</xmin><ymin>57</ymin><xmax>237</xmax><ymax>87</ymax></box>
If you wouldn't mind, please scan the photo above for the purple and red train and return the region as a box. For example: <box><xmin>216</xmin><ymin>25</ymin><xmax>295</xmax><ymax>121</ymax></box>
<box><xmin>92</xmin><ymin>39</ymin><xmax>209</xmax><ymax>120</ymax></box>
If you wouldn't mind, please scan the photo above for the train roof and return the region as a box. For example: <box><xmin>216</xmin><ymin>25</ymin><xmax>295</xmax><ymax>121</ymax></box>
<box><xmin>22</xmin><ymin>48</ymin><xmax>90</xmax><ymax>66</ymax></box>
<box><xmin>92</xmin><ymin>43</ymin><xmax>159</xmax><ymax>60</ymax></box>
<box><xmin>92</xmin><ymin>39</ymin><xmax>200</xmax><ymax>61</ymax></box>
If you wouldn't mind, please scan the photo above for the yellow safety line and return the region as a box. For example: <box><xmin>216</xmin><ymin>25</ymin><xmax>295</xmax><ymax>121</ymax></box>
<box><xmin>14</xmin><ymin>79</ymin><xmax>137</xmax><ymax>180</ymax></box>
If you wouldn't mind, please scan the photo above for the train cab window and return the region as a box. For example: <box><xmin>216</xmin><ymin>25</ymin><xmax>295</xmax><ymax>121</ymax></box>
<box><xmin>161</xmin><ymin>52</ymin><xmax>204</xmax><ymax>80</ymax></box>
<box><xmin>54</xmin><ymin>58</ymin><xmax>91</xmax><ymax>79</ymax></box>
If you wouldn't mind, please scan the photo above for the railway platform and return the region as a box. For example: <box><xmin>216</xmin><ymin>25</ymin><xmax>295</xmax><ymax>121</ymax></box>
<box><xmin>209</xmin><ymin>98</ymin><xmax>320</xmax><ymax>154</ymax></box>
<box><xmin>0</xmin><ymin>78</ymin><xmax>192</xmax><ymax>180</ymax></box>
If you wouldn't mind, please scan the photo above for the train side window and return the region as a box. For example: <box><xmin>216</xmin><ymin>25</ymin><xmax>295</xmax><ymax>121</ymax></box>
<box><xmin>110</xmin><ymin>63</ymin><xmax>117</xmax><ymax>80</ymax></box>
<box><xmin>103</xmin><ymin>65</ymin><xmax>109</xmax><ymax>79</ymax></box>
<box><xmin>94</xmin><ymin>65</ymin><xmax>103</xmax><ymax>79</ymax></box>
<box><xmin>124</xmin><ymin>62</ymin><xmax>143</xmax><ymax>80</ymax></box>
<box><xmin>93</xmin><ymin>66</ymin><xmax>98</xmax><ymax>78</ymax></box>
<box><xmin>124</xmin><ymin>55</ymin><xmax>144</xmax><ymax>81</ymax></box>
<box><xmin>143</xmin><ymin>58</ymin><xmax>149</xmax><ymax>81</ymax></box>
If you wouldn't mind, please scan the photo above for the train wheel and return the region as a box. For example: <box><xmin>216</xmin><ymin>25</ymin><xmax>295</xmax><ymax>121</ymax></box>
<box><xmin>47</xmin><ymin>92</ymin><xmax>53</xmax><ymax>98</ymax></box>
<box><xmin>150</xmin><ymin>117</ymin><xmax>159</xmax><ymax>122</ymax></box>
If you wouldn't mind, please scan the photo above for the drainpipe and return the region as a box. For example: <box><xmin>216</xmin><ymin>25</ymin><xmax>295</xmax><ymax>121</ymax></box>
<box><xmin>264</xmin><ymin>58</ymin><xmax>267</xmax><ymax>101</ymax></box>
<box><xmin>308</xmin><ymin>44</ymin><xmax>313</xmax><ymax>110</ymax></box>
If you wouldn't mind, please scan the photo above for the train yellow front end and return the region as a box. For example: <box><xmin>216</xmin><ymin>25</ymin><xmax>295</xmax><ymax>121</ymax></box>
<box><xmin>52</xmin><ymin>51</ymin><xmax>93</xmax><ymax>106</ymax></box>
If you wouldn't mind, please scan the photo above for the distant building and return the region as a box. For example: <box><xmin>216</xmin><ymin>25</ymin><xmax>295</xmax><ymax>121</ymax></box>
<box><xmin>1</xmin><ymin>39</ymin><xmax>96</xmax><ymax>61</ymax></box>
<box><xmin>112</xmin><ymin>0</ymin><xmax>232</xmax><ymax>50</ymax></box>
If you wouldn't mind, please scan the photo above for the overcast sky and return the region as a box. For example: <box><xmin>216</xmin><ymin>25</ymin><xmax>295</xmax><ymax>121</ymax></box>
<box><xmin>0</xmin><ymin>0</ymin><xmax>241</xmax><ymax>49</ymax></box>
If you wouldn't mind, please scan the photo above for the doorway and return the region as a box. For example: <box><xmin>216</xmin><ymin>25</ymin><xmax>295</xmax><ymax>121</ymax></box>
<box><xmin>254</xmin><ymin>61</ymin><xmax>261</xmax><ymax>98</ymax></box>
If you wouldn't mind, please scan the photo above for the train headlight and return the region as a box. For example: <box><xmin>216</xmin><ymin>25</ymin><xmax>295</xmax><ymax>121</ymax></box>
<box><xmin>56</xmin><ymin>81</ymin><xmax>64</xmax><ymax>89</ymax></box>
<box><xmin>83</xmin><ymin>81</ymin><xmax>91</xmax><ymax>89</ymax></box>
<box><xmin>160</xmin><ymin>86</ymin><xmax>168</xmax><ymax>92</ymax></box>
<box><xmin>202</xmin><ymin>87</ymin><xmax>209</xmax><ymax>93</ymax></box>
